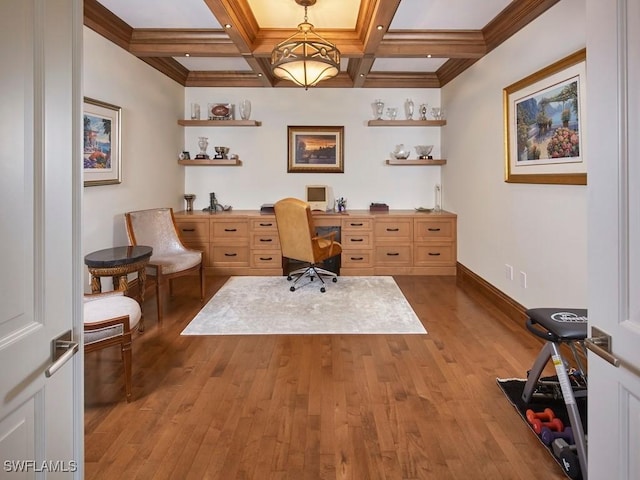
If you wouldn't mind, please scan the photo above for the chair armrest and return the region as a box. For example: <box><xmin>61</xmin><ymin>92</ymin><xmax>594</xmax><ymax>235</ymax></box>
<box><xmin>312</xmin><ymin>231</ymin><xmax>336</xmax><ymax>243</ymax></box>
<box><xmin>83</xmin><ymin>291</ymin><xmax>125</xmax><ymax>303</ymax></box>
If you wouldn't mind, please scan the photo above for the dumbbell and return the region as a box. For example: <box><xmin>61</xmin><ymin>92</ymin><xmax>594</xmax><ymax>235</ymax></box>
<box><xmin>525</xmin><ymin>408</ymin><xmax>555</xmax><ymax>424</ymax></box>
<box><xmin>540</xmin><ymin>426</ymin><xmax>574</xmax><ymax>446</ymax></box>
<box><xmin>525</xmin><ymin>408</ymin><xmax>563</xmax><ymax>434</ymax></box>
<box><xmin>552</xmin><ymin>438</ymin><xmax>581</xmax><ymax>479</ymax></box>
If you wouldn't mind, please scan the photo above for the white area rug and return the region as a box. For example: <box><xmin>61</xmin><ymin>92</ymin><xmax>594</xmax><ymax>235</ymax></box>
<box><xmin>181</xmin><ymin>276</ymin><xmax>427</xmax><ymax>335</ymax></box>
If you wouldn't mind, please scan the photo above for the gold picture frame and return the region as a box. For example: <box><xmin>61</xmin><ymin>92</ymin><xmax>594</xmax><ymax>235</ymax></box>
<box><xmin>83</xmin><ymin>97</ymin><xmax>122</xmax><ymax>186</ymax></box>
<box><xmin>287</xmin><ymin>126</ymin><xmax>344</xmax><ymax>173</ymax></box>
<box><xmin>504</xmin><ymin>49</ymin><xmax>587</xmax><ymax>185</ymax></box>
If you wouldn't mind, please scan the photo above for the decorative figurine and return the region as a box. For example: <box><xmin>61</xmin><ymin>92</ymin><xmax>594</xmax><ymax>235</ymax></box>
<box><xmin>184</xmin><ymin>193</ymin><xmax>195</xmax><ymax>212</ymax></box>
<box><xmin>419</xmin><ymin>104</ymin><xmax>428</xmax><ymax>121</ymax></box>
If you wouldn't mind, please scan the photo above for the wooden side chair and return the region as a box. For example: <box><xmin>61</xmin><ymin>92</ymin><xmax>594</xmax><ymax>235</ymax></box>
<box><xmin>124</xmin><ymin>207</ymin><xmax>205</xmax><ymax>324</ymax></box>
<box><xmin>84</xmin><ymin>291</ymin><xmax>141</xmax><ymax>402</ymax></box>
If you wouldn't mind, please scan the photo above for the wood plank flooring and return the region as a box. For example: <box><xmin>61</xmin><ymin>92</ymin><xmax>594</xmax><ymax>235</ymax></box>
<box><xmin>84</xmin><ymin>275</ymin><xmax>566</xmax><ymax>479</ymax></box>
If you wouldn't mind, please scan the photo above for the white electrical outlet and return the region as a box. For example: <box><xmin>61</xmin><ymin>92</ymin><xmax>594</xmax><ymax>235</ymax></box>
<box><xmin>520</xmin><ymin>271</ymin><xmax>527</xmax><ymax>288</ymax></box>
<box><xmin>505</xmin><ymin>264</ymin><xmax>513</xmax><ymax>281</ymax></box>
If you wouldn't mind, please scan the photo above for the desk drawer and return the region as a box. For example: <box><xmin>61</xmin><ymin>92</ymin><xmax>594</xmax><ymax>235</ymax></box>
<box><xmin>211</xmin><ymin>220</ymin><xmax>248</xmax><ymax>242</ymax></box>
<box><xmin>251</xmin><ymin>232</ymin><xmax>280</xmax><ymax>249</ymax></box>
<box><xmin>342</xmin><ymin>232</ymin><xmax>373</xmax><ymax>249</ymax></box>
<box><xmin>414</xmin><ymin>243</ymin><xmax>456</xmax><ymax>266</ymax></box>
<box><xmin>210</xmin><ymin>245</ymin><xmax>249</xmax><ymax>266</ymax></box>
<box><xmin>176</xmin><ymin>220</ymin><xmax>209</xmax><ymax>242</ymax></box>
<box><xmin>375</xmin><ymin>245</ymin><xmax>412</xmax><ymax>265</ymax></box>
<box><xmin>342</xmin><ymin>217</ymin><xmax>373</xmax><ymax>231</ymax></box>
<box><xmin>375</xmin><ymin>219</ymin><xmax>412</xmax><ymax>243</ymax></box>
<box><xmin>341</xmin><ymin>250</ymin><xmax>373</xmax><ymax>268</ymax></box>
<box><xmin>250</xmin><ymin>217</ymin><xmax>277</xmax><ymax>231</ymax></box>
<box><xmin>251</xmin><ymin>251</ymin><xmax>282</xmax><ymax>268</ymax></box>
<box><xmin>414</xmin><ymin>218</ymin><xmax>455</xmax><ymax>242</ymax></box>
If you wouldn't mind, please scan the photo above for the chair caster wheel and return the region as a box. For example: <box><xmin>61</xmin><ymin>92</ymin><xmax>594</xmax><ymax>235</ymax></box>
<box><xmin>320</xmin><ymin>287</ymin><xmax>326</xmax><ymax>293</ymax></box>
<box><xmin>290</xmin><ymin>286</ymin><xmax>296</xmax><ymax>292</ymax></box>
<box><xmin>332</xmin><ymin>277</ymin><xmax>337</xmax><ymax>283</ymax></box>
<box><xmin>287</xmin><ymin>275</ymin><xmax>293</xmax><ymax>281</ymax></box>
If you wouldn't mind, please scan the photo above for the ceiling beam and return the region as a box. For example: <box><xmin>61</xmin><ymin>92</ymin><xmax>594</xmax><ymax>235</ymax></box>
<box><xmin>377</xmin><ymin>31</ymin><xmax>486</xmax><ymax>58</ymax></box>
<box><xmin>84</xmin><ymin>0</ymin><xmax>132</xmax><ymax>50</ymax></box>
<box><xmin>362</xmin><ymin>72</ymin><xmax>441</xmax><ymax>89</ymax></box>
<box><xmin>129</xmin><ymin>29</ymin><xmax>240</xmax><ymax>57</ymax></box>
<box><xmin>483</xmin><ymin>0</ymin><xmax>561</xmax><ymax>52</ymax></box>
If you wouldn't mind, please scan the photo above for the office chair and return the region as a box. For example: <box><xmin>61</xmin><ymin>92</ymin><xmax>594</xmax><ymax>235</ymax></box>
<box><xmin>124</xmin><ymin>207</ymin><xmax>205</xmax><ymax>324</ymax></box>
<box><xmin>274</xmin><ymin>197</ymin><xmax>342</xmax><ymax>292</ymax></box>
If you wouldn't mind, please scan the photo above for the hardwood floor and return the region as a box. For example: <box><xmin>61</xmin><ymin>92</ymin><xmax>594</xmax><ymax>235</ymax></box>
<box><xmin>84</xmin><ymin>275</ymin><xmax>566</xmax><ymax>479</ymax></box>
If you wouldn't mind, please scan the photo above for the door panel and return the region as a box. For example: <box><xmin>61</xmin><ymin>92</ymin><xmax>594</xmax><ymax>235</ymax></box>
<box><xmin>0</xmin><ymin>0</ymin><xmax>82</xmax><ymax>476</ymax></box>
<box><xmin>586</xmin><ymin>0</ymin><xmax>640</xmax><ymax>478</ymax></box>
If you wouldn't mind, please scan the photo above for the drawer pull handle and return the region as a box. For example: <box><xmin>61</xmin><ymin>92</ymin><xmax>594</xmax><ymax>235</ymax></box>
<box><xmin>259</xmin><ymin>257</ymin><xmax>273</xmax><ymax>261</ymax></box>
<box><xmin>428</xmin><ymin>228</ymin><xmax>441</xmax><ymax>232</ymax></box>
<box><xmin>260</xmin><ymin>238</ymin><xmax>273</xmax><ymax>242</ymax></box>
<box><xmin>350</xmin><ymin>223</ymin><xmax>364</xmax><ymax>226</ymax></box>
<box><xmin>386</xmin><ymin>228</ymin><xmax>399</xmax><ymax>232</ymax></box>
<box><xmin>350</xmin><ymin>238</ymin><xmax>363</xmax><ymax>242</ymax></box>
<box><xmin>224</xmin><ymin>228</ymin><xmax>237</xmax><ymax>232</ymax></box>
<box><xmin>428</xmin><ymin>252</ymin><xmax>441</xmax><ymax>256</ymax></box>
<box><xmin>350</xmin><ymin>257</ymin><xmax>364</xmax><ymax>261</ymax></box>
<box><xmin>259</xmin><ymin>223</ymin><xmax>273</xmax><ymax>227</ymax></box>
<box><xmin>224</xmin><ymin>253</ymin><xmax>237</xmax><ymax>257</ymax></box>
<box><xmin>182</xmin><ymin>228</ymin><xmax>195</xmax><ymax>232</ymax></box>
<box><xmin>387</xmin><ymin>252</ymin><xmax>400</xmax><ymax>256</ymax></box>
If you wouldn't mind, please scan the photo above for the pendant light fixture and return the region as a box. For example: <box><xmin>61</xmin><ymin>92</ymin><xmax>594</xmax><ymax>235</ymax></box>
<box><xmin>271</xmin><ymin>0</ymin><xmax>340</xmax><ymax>89</ymax></box>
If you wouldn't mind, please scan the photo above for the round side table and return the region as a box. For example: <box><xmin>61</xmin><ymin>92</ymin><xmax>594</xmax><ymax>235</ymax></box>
<box><xmin>84</xmin><ymin>245</ymin><xmax>153</xmax><ymax>331</ymax></box>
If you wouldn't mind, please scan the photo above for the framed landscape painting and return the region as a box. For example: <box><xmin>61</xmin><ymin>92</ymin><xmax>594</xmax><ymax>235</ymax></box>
<box><xmin>287</xmin><ymin>125</ymin><xmax>344</xmax><ymax>173</ymax></box>
<box><xmin>504</xmin><ymin>49</ymin><xmax>587</xmax><ymax>185</ymax></box>
<box><xmin>83</xmin><ymin>97</ymin><xmax>122</xmax><ymax>186</ymax></box>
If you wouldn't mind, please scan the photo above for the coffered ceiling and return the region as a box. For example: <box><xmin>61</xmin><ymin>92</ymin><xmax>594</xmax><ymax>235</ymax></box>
<box><xmin>84</xmin><ymin>0</ymin><xmax>559</xmax><ymax>88</ymax></box>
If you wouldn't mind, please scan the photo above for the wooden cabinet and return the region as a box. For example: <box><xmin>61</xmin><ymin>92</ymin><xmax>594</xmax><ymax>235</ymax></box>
<box><xmin>249</xmin><ymin>215</ymin><xmax>281</xmax><ymax>273</ymax></box>
<box><xmin>341</xmin><ymin>216</ymin><xmax>374</xmax><ymax>275</ymax></box>
<box><xmin>174</xmin><ymin>210</ymin><xmax>457</xmax><ymax>276</ymax></box>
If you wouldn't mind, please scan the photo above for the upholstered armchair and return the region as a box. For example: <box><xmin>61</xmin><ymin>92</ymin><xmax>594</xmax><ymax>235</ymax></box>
<box><xmin>124</xmin><ymin>208</ymin><xmax>205</xmax><ymax>324</ymax></box>
<box><xmin>84</xmin><ymin>291</ymin><xmax>141</xmax><ymax>402</ymax></box>
<box><xmin>274</xmin><ymin>197</ymin><xmax>342</xmax><ymax>292</ymax></box>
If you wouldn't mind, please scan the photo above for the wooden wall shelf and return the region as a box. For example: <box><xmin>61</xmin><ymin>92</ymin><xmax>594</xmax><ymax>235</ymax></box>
<box><xmin>178</xmin><ymin>159</ymin><xmax>242</xmax><ymax>166</ymax></box>
<box><xmin>178</xmin><ymin>119</ymin><xmax>261</xmax><ymax>127</ymax></box>
<box><xmin>367</xmin><ymin>119</ymin><xmax>446</xmax><ymax>127</ymax></box>
<box><xmin>386</xmin><ymin>158</ymin><xmax>446</xmax><ymax>165</ymax></box>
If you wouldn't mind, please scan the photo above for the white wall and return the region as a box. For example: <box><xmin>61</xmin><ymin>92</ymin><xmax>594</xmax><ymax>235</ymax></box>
<box><xmin>82</xmin><ymin>28</ymin><xmax>184</xmax><ymax>291</ymax></box>
<box><xmin>442</xmin><ymin>0</ymin><xmax>587</xmax><ymax>308</ymax></box>
<box><xmin>182</xmin><ymin>89</ymin><xmax>443</xmax><ymax>210</ymax></box>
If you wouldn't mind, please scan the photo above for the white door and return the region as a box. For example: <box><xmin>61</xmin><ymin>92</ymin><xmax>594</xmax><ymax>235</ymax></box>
<box><xmin>586</xmin><ymin>0</ymin><xmax>640</xmax><ymax>479</ymax></box>
<box><xmin>0</xmin><ymin>0</ymin><xmax>83</xmax><ymax>477</ymax></box>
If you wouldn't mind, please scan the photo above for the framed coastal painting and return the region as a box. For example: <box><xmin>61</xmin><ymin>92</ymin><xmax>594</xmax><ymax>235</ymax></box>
<box><xmin>504</xmin><ymin>49</ymin><xmax>587</xmax><ymax>185</ymax></box>
<box><xmin>83</xmin><ymin>97</ymin><xmax>122</xmax><ymax>186</ymax></box>
<box><xmin>287</xmin><ymin>125</ymin><xmax>344</xmax><ymax>173</ymax></box>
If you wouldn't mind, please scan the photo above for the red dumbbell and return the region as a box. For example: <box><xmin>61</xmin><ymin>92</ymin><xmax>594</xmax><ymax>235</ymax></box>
<box><xmin>525</xmin><ymin>408</ymin><xmax>555</xmax><ymax>424</ymax></box>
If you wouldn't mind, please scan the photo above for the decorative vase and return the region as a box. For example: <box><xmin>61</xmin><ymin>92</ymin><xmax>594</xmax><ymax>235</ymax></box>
<box><xmin>386</xmin><ymin>107</ymin><xmax>398</xmax><ymax>120</ymax></box>
<box><xmin>190</xmin><ymin>103</ymin><xmax>200</xmax><ymax>120</ymax></box>
<box><xmin>184</xmin><ymin>194</ymin><xmax>195</xmax><ymax>212</ymax></box>
<box><xmin>197</xmin><ymin>137</ymin><xmax>209</xmax><ymax>159</ymax></box>
<box><xmin>239</xmin><ymin>99</ymin><xmax>251</xmax><ymax>120</ymax></box>
<box><xmin>373</xmin><ymin>99</ymin><xmax>384</xmax><ymax>119</ymax></box>
<box><xmin>404</xmin><ymin>98</ymin><xmax>414</xmax><ymax>120</ymax></box>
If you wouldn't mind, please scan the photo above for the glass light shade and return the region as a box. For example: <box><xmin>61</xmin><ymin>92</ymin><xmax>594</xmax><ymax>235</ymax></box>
<box><xmin>271</xmin><ymin>21</ymin><xmax>340</xmax><ymax>89</ymax></box>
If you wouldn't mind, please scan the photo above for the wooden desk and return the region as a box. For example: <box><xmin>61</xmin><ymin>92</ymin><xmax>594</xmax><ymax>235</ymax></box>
<box><xmin>84</xmin><ymin>246</ymin><xmax>153</xmax><ymax>330</ymax></box>
<box><xmin>173</xmin><ymin>209</ymin><xmax>457</xmax><ymax>276</ymax></box>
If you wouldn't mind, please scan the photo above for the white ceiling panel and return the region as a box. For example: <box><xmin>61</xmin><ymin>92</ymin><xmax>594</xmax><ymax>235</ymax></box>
<box><xmin>98</xmin><ymin>0</ymin><xmax>222</xmax><ymax>28</ymax></box>
<box><xmin>390</xmin><ymin>0</ymin><xmax>512</xmax><ymax>29</ymax></box>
